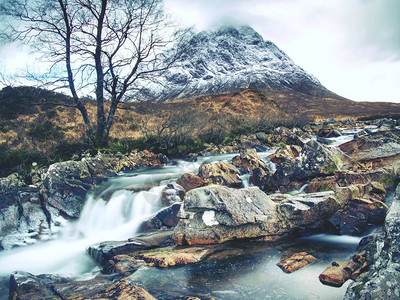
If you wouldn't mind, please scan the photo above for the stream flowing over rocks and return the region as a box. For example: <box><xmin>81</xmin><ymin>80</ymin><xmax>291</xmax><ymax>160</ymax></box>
<box><xmin>1</xmin><ymin>118</ymin><xmax>400</xmax><ymax>299</ymax></box>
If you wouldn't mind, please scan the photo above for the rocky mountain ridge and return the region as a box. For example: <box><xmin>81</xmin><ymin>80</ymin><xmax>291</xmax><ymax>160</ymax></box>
<box><xmin>135</xmin><ymin>25</ymin><xmax>335</xmax><ymax>101</ymax></box>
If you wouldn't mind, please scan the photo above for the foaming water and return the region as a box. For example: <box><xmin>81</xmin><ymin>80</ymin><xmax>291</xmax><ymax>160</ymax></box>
<box><xmin>0</xmin><ymin>152</ymin><xmax>244</xmax><ymax>277</ymax></box>
<box><xmin>298</xmin><ymin>233</ymin><xmax>362</xmax><ymax>249</ymax></box>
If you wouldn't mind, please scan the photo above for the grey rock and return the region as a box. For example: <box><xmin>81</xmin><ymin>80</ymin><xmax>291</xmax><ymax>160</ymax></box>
<box><xmin>42</xmin><ymin>160</ymin><xmax>94</xmax><ymax>218</ymax></box>
<box><xmin>137</xmin><ymin>203</ymin><xmax>182</xmax><ymax>232</ymax></box>
<box><xmin>88</xmin><ymin>230</ymin><xmax>174</xmax><ymax>266</ymax></box>
<box><xmin>173</xmin><ymin>185</ymin><xmax>339</xmax><ymax>245</ymax></box>
<box><xmin>9</xmin><ymin>271</ymin><xmax>60</xmax><ymax>300</ymax></box>
<box><xmin>265</xmin><ymin>140</ymin><xmax>340</xmax><ymax>193</ymax></box>
<box><xmin>344</xmin><ymin>184</ymin><xmax>400</xmax><ymax>299</ymax></box>
<box><xmin>198</xmin><ymin>161</ymin><xmax>242</xmax><ymax>187</ymax></box>
<box><xmin>0</xmin><ymin>174</ymin><xmax>51</xmax><ymax>250</ymax></box>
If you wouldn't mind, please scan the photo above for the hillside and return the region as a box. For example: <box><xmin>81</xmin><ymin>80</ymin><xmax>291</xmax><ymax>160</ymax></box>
<box><xmin>1</xmin><ymin>83</ymin><xmax>400</xmax><ymax>179</ymax></box>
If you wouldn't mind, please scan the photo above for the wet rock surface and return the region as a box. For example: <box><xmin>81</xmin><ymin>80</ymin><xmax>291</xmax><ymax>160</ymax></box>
<box><xmin>339</xmin><ymin>130</ymin><xmax>400</xmax><ymax>168</ymax></box>
<box><xmin>0</xmin><ymin>174</ymin><xmax>50</xmax><ymax>250</ymax></box>
<box><xmin>319</xmin><ymin>253</ymin><xmax>367</xmax><ymax>288</ymax></box>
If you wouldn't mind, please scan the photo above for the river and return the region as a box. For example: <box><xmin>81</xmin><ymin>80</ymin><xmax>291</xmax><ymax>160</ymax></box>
<box><xmin>0</xmin><ymin>144</ymin><xmax>372</xmax><ymax>299</ymax></box>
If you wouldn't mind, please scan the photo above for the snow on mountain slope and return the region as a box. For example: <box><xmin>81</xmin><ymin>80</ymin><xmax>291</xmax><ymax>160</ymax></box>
<box><xmin>134</xmin><ymin>25</ymin><xmax>334</xmax><ymax>102</ymax></box>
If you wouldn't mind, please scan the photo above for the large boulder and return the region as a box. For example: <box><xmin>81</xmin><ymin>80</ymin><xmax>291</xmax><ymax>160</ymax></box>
<box><xmin>173</xmin><ymin>186</ymin><xmax>340</xmax><ymax>245</ymax></box>
<box><xmin>265</xmin><ymin>140</ymin><xmax>341</xmax><ymax>193</ymax></box>
<box><xmin>344</xmin><ymin>184</ymin><xmax>400</xmax><ymax>299</ymax></box>
<box><xmin>198</xmin><ymin>162</ymin><xmax>242</xmax><ymax>187</ymax></box>
<box><xmin>173</xmin><ymin>186</ymin><xmax>280</xmax><ymax>245</ymax></box>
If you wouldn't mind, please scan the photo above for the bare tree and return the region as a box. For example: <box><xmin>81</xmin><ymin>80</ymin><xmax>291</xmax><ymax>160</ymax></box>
<box><xmin>0</xmin><ymin>0</ymin><xmax>187</xmax><ymax>146</ymax></box>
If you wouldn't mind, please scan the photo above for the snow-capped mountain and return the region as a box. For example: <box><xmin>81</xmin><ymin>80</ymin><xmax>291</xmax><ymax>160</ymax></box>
<box><xmin>135</xmin><ymin>25</ymin><xmax>334</xmax><ymax>101</ymax></box>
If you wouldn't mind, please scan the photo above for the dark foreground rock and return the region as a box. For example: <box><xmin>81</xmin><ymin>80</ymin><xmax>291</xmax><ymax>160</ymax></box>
<box><xmin>344</xmin><ymin>185</ymin><xmax>400</xmax><ymax>299</ymax></box>
<box><xmin>173</xmin><ymin>185</ymin><xmax>340</xmax><ymax>245</ymax></box>
<box><xmin>9</xmin><ymin>271</ymin><xmax>156</xmax><ymax>300</ymax></box>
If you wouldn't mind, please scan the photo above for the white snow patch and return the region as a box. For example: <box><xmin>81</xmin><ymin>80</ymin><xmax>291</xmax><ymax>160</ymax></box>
<box><xmin>246</xmin><ymin>197</ymin><xmax>253</xmax><ymax>203</ymax></box>
<box><xmin>202</xmin><ymin>210</ymin><xmax>219</xmax><ymax>226</ymax></box>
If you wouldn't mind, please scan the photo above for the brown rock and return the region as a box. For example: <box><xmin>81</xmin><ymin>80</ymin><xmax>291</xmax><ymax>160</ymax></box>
<box><xmin>177</xmin><ymin>173</ymin><xmax>205</xmax><ymax>192</ymax></box>
<box><xmin>277</xmin><ymin>252</ymin><xmax>317</xmax><ymax>273</ymax></box>
<box><xmin>334</xmin><ymin>170</ymin><xmax>393</xmax><ymax>188</ymax></box>
<box><xmin>270</xmin><ymin>145</ymin><xmax>302</xmax><ymax>165</ymax></box>
<box><xmin>198</xmin><ymin>162</ymin><xmax>242</xmax><ymax>187</ymax></box>
<box><xmin>103</xmin><ymin>279</ymin><xmax>157</xmax><ymax>300</ymax></box>
<box><xmin>135</xmin><ymin>246</ymin><xmax>212</xmax><ymax>268</ymax></box>
<box><xmin>339</xmin><ymin>130</ymin><xmax>400</xmax><ymax>169</ymax></box>
<box><xmin>319</xmin><ymin>257</ymin><xmax>366</xmax><ymax>288</ymax></box>
<box><xmin>319</xmin><ymin>261</ymin><xmax>353</xmax><ymax>287</ymax></box>
<box><xmin>250</xmin><ymin>167</ymin><xmax>267</xmax><ymax>188</ymax></box>
<box><xmin>304</xmin><ymin>176</ymin><xmax>338</xmax><ymax>193</ymax></box>
<box><xmin>232</xmin><ymin>148</ymin><xmax>264</xmax><ymax>172</ymax></box>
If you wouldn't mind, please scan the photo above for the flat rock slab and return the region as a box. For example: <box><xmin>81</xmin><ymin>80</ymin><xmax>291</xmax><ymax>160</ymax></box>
<box><xmin>277</xmin><ymin>252</ymin><xmax>317</xmax><ymax>273</ymax></box>
<box><xmin>88</xmin><ymin>230</ymin><xmax>174</xmax><ymax>266</ymax></box>
<box><xmin>339</xmin><ymin>130</ymin><xmax>400</xmax><ymax>163</ymax></box>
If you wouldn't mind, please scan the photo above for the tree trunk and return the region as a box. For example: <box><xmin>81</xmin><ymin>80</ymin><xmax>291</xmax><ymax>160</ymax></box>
<box><xmin>94</xmin><ymin>0</ymin><xmax>108</xmax><ymax>146</ymax></box>
<box><xmin>58</xmin><ymin>0</ymin><xmax>93</xmax><ymax>139</ymax></box>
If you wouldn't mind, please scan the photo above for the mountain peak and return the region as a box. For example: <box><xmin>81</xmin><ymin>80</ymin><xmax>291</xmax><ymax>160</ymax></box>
<box><xmin>134</xmin><ymin>25</ymin><xmax>333</xmax><ymax>101</ymax></box>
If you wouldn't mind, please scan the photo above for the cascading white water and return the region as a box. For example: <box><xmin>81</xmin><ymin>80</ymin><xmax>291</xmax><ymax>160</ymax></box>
<box><xmin>0</xmin><ymin>152</ymin><xmax>246</xmax><ymax>277</ymax></box>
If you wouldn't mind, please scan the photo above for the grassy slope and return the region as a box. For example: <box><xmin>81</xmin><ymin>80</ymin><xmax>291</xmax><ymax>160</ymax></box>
<box><xmin>0</xmin><ymin>85</ymin><xmax>399</xmax><ymax>178</ymax></box>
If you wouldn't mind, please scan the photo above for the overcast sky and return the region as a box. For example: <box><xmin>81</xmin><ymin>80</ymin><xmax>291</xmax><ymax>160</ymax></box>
<box><xmin>164</xmin><ymin>0</ymin><xmax>400</xmax><ymax>102</ymax></box>
<box><xmin>0</xmin><ymin>0</ymin><xmax>399</xmax><ymax>102</ymax></box>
